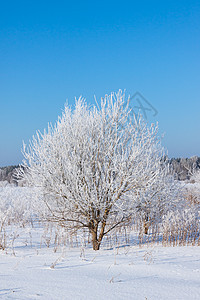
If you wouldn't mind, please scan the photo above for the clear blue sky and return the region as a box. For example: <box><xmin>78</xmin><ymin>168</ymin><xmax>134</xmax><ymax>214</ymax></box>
<box><xmin>0</xmin><ymin>0</ymin><xmax>200</xmax><ymax>166</ymax></box>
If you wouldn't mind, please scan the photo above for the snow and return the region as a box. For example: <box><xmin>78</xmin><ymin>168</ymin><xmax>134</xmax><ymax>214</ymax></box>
<box><xmin>0</xmin><ymin>183</ymin><xmax>200</xmax><ymax>299</ymax></box>
<box><xmin>1</xmin><ymin>226</ymin><xmax>200</xmax><ymax>300</ymax></box>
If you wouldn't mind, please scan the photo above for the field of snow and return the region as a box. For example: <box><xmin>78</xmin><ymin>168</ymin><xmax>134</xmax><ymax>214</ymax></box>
<box><xmin>0</xmin><ymin>225</ymin><xmax>200</xmax><ymax>300</ymax></box>
<box><xmin>0</xmin><ymin>185</ymin><xmax>200</xmax><ymax>299</ymax></box>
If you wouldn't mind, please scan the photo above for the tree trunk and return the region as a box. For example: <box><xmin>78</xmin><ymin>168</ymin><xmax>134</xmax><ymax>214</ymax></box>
<box><xmin>90</xmin><ymin>212</ymin><xmax>108</xmax><ymax>250</ymax></box>
<box><xmin>92</xmin><ymin>239</ymin><xmax>100</xmax><ymax>250</ymax></box>
<box><xmin>144</xmin><ymin>223</ymin><xmax>149</xmax><ymax>235</ymax></box>
<box><xmin>91</xmin><ymin>222</ymin><xmax>106</xmax><ymax>250</ymax></box>
<box><xmin>143</xmin><ymin>215</ymin><xmax>150</xmax><ymax>235</ymax></box>
<box><xmin>91</xmin><ymin>230</ymin><xmax>100</xmax><ymax>250</ymax></box>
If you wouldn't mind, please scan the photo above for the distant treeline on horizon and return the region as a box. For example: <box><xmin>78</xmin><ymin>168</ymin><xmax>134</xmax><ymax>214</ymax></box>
<box><xmin>0</xmin><ymin>156</ymin><xmax>200</xmax><ymax>185</ymax></box>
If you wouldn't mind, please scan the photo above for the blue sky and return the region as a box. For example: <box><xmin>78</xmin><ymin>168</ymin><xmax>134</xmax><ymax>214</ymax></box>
<box><xmin>0</xmin><ymin>0</ymin><xmax>200</xmax><ymax>166</ymax></box>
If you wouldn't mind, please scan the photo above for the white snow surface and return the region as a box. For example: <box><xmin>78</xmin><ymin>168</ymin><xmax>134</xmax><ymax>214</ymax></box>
<box><xmin>0</xmin><ymin>184</ymin><xmax>200</xmax><ymax>300</ymax></box>
<box><xmin>0</xmin><ymin>227</ymin><xmax>200</xmax><ymax>300</ymax></box>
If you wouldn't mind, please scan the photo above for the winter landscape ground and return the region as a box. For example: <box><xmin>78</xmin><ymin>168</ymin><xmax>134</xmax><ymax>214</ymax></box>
<box><xmin>0</xmin><ymin>185</ymin><xmax>200</xmax><ymax>300</ymax></box>
<box><xmin>0</xmin><ymin>220</ymin><xmax>200</xmax><ymax>300</ymax></box>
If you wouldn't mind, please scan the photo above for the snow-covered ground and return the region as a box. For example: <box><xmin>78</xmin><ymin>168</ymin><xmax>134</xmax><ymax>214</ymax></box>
<box><xmin>0</xmin><ymin>226</ymin><xmax>200</xmax><ymax>300</ymax></box>
<box><xmin>0</xmin><ymin>184</ymin><xmax>200</xmax><ymax>299</ymax></box>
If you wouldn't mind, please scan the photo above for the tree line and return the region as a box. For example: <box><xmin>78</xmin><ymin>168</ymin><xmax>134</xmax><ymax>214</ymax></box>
<box><xmin>1</xmin><ymin>157</ymin><xmax>200</xmax><ymax>185</ymax></box>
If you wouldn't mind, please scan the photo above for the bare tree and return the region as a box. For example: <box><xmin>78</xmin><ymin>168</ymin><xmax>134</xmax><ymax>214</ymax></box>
<box><xmin>17</xmin><ymin>90</ymin><xmax>173</xmax><ymax>250</ymax></box>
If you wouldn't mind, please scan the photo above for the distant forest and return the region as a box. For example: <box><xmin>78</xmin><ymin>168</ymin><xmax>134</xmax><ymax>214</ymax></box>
<box><xmin>0</xmin><ymin>165</ymin><xmax>19</xmax><ymax>185</ymax></box>
<box><xmin>0</xmin><ymin>156</ymin><xmax>200</xmax><ymax>185</ymax></box>
<box><xmin>169</xmin><ymin>156</ymin><xmax>200</xmax><ymax>180</ymax></box>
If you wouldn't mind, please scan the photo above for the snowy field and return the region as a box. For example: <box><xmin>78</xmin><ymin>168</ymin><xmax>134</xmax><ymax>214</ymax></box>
<box><xmin>1</xmin><ymin>226</ymin><xmax>200</xmax><ymax>300</ymax></box>
<box><xmin>0</xmin><ymin>185</ymin><xmax>200</xmax><ymax>300</ymax></box>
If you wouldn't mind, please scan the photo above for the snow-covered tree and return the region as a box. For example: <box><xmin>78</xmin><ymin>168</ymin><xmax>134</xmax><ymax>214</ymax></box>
<box><xmin>0</xmin><ymin>185</ymin><xmax>41</xmax><ymax>249</ymax></box>
<box><xmin>191</xmin><ymin>169</ymin><xmax>200</xmax><ymax>184</ymax></box>
<box><xmin>17</xmin><ymin>90</ymin><xmax>176</xmax><ymax>250</ymax></box>
<box><xmin>133</xmin><ymin>165</ymin><xmax>181</xmax><ymax>234</ymax></box>
<box><xmin>185</xmin><ymin>170</ymin><xmax>200</xmax><ymax>205</ymax></box>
